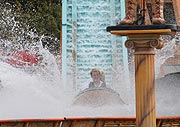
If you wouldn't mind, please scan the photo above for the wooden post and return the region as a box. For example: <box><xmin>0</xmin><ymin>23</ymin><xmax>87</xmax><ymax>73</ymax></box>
<box><xmin>107</xmin><ymin>27</ymin><xmax>177</xmax><ymax>127</ymax></box>
<box><xmin>125</xmin><ymin>34</ymin><xmax>163</xmax><ymax>127</ymax></box>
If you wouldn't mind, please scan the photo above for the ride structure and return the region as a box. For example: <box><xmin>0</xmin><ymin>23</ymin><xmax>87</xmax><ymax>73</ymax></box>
<box><xmin>0</xmin><ymin>117</ymin><xmax>180</xmax><ymax>127</ymax></box>
<box><xmin>62</xmin><ymin>0</ymin><xmax>130</xmax><ymax>95</ymax></box>
<box><xmin>1</xmin><ymin>0</ymin><xmax>180</xmax><ymax>127</ymax></box>
<box><xmin>107</xmin><ymin>0</ymin><xmax>180</xmax><ymax>127</ymax></box>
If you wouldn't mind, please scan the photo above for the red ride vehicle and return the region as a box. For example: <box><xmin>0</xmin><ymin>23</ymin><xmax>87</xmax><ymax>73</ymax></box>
<box><xmin>2</xmin><ymin>50</ymin><xmax>38</xmax><ymax>67</ymax></box>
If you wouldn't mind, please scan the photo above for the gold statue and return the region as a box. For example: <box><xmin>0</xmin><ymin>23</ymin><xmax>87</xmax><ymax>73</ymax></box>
<box><xmin>119</xmin><ymin>0</ymin><xmax>165</xmax><ymax>25</ymax></box>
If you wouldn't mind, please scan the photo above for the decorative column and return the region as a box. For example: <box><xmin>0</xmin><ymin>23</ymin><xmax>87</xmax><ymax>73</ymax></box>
<box><xmin>125</xmin><ymin>35</ymin><xmax>163</xmax><ymax>127</ymax></box>
<box><xmin>107</xmin><ymin>25</ymin><xmax>178</xmax><ymax>127</ymax></box>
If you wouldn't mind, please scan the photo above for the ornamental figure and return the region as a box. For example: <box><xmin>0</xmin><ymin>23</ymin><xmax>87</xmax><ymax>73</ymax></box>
<box><xmin>119</xmin><ymin>0</ymin><xmax>165</xmax><ymax>25</ymax></box>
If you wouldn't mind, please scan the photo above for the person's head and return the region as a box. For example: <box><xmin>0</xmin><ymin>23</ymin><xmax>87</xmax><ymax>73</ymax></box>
<box><xmin>90</xmin><ymin>68</ymin><xmax>101</xmax><ymax>82</ymax></box>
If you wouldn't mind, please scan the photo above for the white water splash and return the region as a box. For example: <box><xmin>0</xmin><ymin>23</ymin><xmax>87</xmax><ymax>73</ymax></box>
<box><xmin>0</xmin><ymin>2</ymin><xmax>180</xmax><ymax>119</ymax></box>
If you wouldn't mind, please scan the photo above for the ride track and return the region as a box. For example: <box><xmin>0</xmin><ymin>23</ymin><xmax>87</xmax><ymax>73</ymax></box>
<box><xmin>0</xmin><ymin>116</ymin><xmax>180</xmax><ymax>127</ymax></box>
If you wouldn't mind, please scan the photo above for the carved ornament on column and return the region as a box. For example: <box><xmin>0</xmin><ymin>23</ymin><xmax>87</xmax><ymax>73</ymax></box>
<box><xmin>125</xmin><ymin>38</ymin><xmax>164</xmax><ymax>49</ymax></box>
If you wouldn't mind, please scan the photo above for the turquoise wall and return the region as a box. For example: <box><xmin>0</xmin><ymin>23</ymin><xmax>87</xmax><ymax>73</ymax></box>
<box><xmin>62</xmin><ymin>0</ymin><xmax>129</xmax><ymax>93</ymax></box>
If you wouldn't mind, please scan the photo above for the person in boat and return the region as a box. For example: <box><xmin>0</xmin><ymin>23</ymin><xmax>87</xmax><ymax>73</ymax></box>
<box><xmin>89</xmin><ymin>68</ymin><xmax>106</xmax><ymax>88</ymax></box>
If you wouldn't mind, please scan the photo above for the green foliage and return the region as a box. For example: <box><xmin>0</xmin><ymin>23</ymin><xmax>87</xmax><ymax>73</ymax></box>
<box><xmin>0</xmin><ymin>0</ymin><xmax>61</xmax><ymax>54</ymax></box>
<box><xmin>14</xmin><ymin>0</ymin><xmax>62</xmax><ymax>39</ymax></box>
<box><xmin>0</xmin><ymin>0</ymin><xmax>62</xmax><ymax>54</ymax></box>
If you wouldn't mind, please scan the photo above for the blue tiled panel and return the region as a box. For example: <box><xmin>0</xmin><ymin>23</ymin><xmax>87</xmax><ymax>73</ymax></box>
<box><xmin>65</xmin><ymin>0</ymin><xmax>124</xmax><ymax>92</ymax></box>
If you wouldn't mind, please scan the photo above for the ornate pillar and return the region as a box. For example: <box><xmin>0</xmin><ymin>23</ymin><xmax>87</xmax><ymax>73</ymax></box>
<box><xmin>107</xmin><ymin>0</ymin><xmax>179</xmax><ymax>122</ymax></box>
<box><xmin>125</xmin><ymin>35</ymin><xmax>163</xmax><ymax>127</ymax></box>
